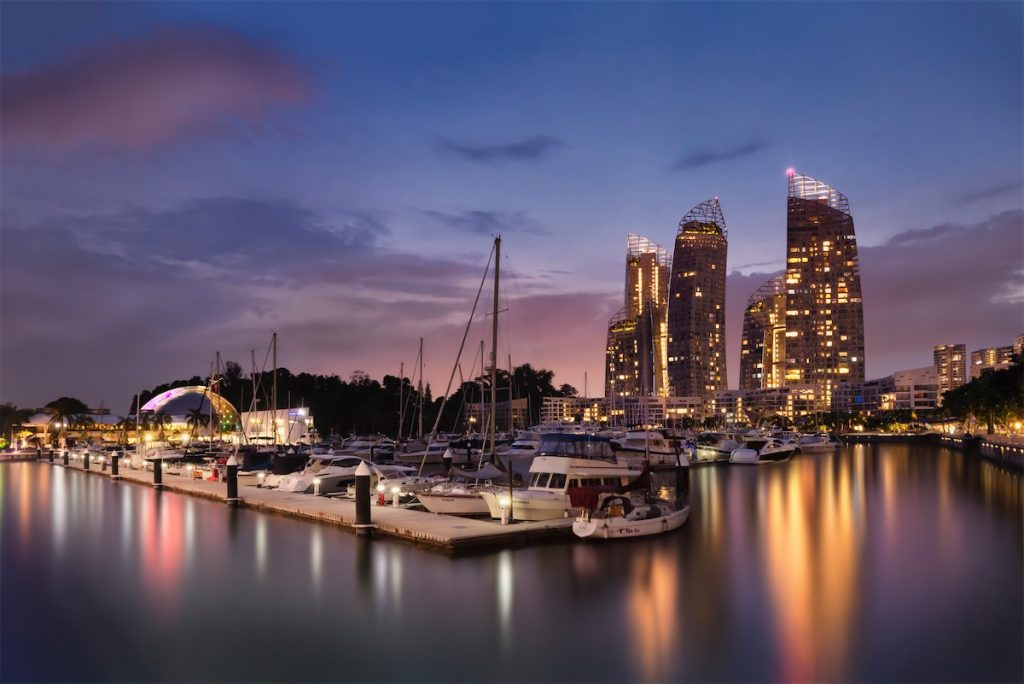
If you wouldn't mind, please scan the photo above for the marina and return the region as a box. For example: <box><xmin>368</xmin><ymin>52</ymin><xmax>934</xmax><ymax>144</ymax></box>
<box><xmin>3</xmin><ymin>442</ymin><xmax>1021</xmax><ymax>682</ymax></box>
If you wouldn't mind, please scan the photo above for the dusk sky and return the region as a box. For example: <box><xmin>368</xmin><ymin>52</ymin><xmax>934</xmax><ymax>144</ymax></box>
<box><xmin>1</xmin><ymin>1</ymin><xmax>1021</xmax><ymax>410</ymax></box>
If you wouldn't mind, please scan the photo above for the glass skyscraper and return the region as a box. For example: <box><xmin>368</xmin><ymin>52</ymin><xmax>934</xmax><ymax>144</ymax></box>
<box><xmin>740</xmin><ymin>274</ymin><xmax>786</xmax><ymax>391</ymax></box>
<box><xmin>783</xmin><ymin>171</ymin><xmax>865</xmax><ymax>404</ymax></box>
<box><xmin>666</xmin><ymin>198</ymin><xmax>728</xmax><ymax>397</ymax></box>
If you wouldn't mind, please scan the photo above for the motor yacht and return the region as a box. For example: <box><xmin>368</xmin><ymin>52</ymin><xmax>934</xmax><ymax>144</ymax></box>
<box><xmin>730</xmin><ymin>437</ymin><xmax>799</xmax><ymax>464</ymax></box>
<box><xmin>479</xmin><ymin>433</ymin><xmax>640</xmax><ymax>522</ymax></box>
<box><xmin>796</xmin><ymin>433</ymin><xmax>841</xmax><ymax>452</ymax></box>
<box><xmin>612</xmin><ymin>430</ymin><xmax>685</xmax><ymax>467</ymax></box>
<box><xmin>275</xmin><ymin>454</ymin><xmax>369</xmax><ymax>494</ymax></box>
<box><xmin>417</xmin><ymin>463</ymin><xmax>506</xmax><ymax>516</ymax></box>
<box><xmin>694</xmin><ymin>432</ymin><xmax>743</xmax><ymax>462</ymax></box>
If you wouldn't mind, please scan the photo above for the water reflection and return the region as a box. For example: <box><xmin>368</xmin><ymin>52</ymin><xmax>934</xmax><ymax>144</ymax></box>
<box><xmin>2</xmin><ymin>451</ymin><xmax>1021</xmax><ymax>683</ymax></box>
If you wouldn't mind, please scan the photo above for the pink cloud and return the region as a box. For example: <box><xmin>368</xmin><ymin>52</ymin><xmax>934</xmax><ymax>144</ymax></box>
<box><xmin>1</xmin><ymin>25</ymin><xmax>310</xmax><ymax>151</ymax></box>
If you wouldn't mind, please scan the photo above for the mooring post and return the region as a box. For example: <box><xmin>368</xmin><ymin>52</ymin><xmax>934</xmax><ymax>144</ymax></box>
<box><xmin>354</xmin><ymin>461</ymin><xmax>372</xmax><ymax>537</ymax></box>
<box><xmin>63</xmin><ymin>450</ymin><xmax>69</xmax><ymax>467</ymax></box>
<box><xmin>111</xmin><ymin>452</ymin><xmax>120</xmax><ymax>480</ymax></box>
<box><xmin>48</xmin><ymin>450</ymin><xmax>54</xmax><ymax>464</ymax></box>
<box><xmin>153</xmin><ymin>458</ymin><xmax>163</xmax><ymax>489</ymax></box>
<box><xmin>225</xmin><ymin>455</ymin><xmax>240</xmax><ymax>505</ymax></box>
<box><xmin>83</xmin><ymin>450</ymin><xmax>90</xmax><ymax>471</ymax></box>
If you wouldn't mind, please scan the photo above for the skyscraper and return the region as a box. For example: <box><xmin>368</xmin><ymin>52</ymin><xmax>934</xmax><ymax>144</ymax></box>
<box><xmin>666</xmin><ymin>198</ymin><xmax>728</xmax><ymax>397</ymax></box>
<box><xmin>783</xmin><ymin>171</ymin><xmax>865</xmax><ymax>405</ymax></box>
<box><xmin>933</xmin><ymin>343</ymin><xmax>967</xmax><ymax>403</ymax></box>
<box><xmin>740</xmin><ymin>274</ymin><xmax>786</xmax><ymax>390</ymax></box>
<box><xmin>605</xmin><ymin>234</ymin><xmax>669</xmax><ymax>398</ymax></box>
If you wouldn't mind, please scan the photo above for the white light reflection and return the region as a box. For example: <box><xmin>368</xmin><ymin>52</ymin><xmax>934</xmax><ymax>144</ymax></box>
<box><xmin>497</xmin><ymin>551</ymin><xmax>514</xmax><ymax>652</ymax></box>
<box><xmin>120</xmin><ymin>483</ymin><xmax>132</xmax><ymax>558</ymax></box>
<box><xmin>255</xmin><ymin>516</ymin><xmax>268</xmax><ymax>581</ymax></box>
<box><xmin>310</xmin><ymin>528</ymin><xmax>323</xmax><ymax>595</ymax></box>
<box><xmin>51</xmin><ymin>467</ymin><xmax>68</xmax><ymax>557</ymax></box>
<box><xmin>183</xmin><ymin>499</ymin><xmax>196</xmax><ymax>574</ymax></box>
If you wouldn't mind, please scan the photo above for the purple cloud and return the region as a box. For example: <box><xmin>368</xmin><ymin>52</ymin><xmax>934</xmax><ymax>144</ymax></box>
<box><xmin>1</xmin><ymin>25</ymin><xmax>310</xmax><ymax>152</ymax></box>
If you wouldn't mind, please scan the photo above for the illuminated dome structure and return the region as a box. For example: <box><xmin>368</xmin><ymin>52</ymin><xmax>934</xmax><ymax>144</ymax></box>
<box><xmin>141</xmin><ymin>386</ymin><xmax>240</xmax><ymax>433</ymax></box>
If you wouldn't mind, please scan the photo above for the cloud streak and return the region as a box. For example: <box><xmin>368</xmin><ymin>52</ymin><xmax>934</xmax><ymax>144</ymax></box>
<box><xmin>954</xmin><ymin>179</ymin><xmax>1022</xmax><ymax>205</ymax></box>
<box><xmin>1</xmin><ymin>25</ymin><xmax>310</xmax><ymax>152</ymax></box>
<box><xmin>673</xmin><ymin>139</ymin><xmax>770</xmax><ymax>171</ymax></box>
<box><xmin>422</xmin><ymin>209</ymin><xmax>548</xmax><ymax>236</ymax></box>
<box><xmin>437</xmin><ymin>135</ymin><xmax>564</xmax><ymax>164</ymax></box>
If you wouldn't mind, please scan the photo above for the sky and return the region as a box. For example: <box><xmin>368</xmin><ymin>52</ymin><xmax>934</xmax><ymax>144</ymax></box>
<box><xmin>1</xmin><ymin>1</ymin><xmax>1022</xmax><ymax>411</ymax></box>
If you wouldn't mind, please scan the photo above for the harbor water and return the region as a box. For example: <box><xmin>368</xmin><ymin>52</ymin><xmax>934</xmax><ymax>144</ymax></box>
<box><xmin>3</xmin><ymin>443</ymin><xmax>1021</xmax><ymax>682</ymax></box>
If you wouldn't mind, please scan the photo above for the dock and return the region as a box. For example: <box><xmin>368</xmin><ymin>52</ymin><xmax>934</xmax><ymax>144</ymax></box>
<box><xmin>41</xmin><ymin>457</ymin><xmax>574</xmax><ymax>553</ymax></box>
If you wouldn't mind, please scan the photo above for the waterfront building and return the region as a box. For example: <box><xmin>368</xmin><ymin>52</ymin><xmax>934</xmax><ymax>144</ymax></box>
<box><xmin>463</xmin><ymin>398</ymin><xmax>529</xmax><ymax>432</ymax></box>
<box><xmin>739</xmin><ymin>274</ymin><xmax>787</xmax><ymax>390</ymax></box>
<box><xmin>239</xmin><ymin>407</ymin><xmax>316</xmax><ymax>443</ymax></box>
<box><xmin>605</xmin><ymin>234</ymin><xmax>670</xmax><ymax>398</ymax></box>
<box><xmin>742</xmin><ymin>385</ymin><xmax>822</xmax><ymax>422</ymax></box>
<box><xmin>540</xmin><ymin>396</ymin><xmax>606</xmax><ymax>425</ymax></box>
<box><xmin>833</xmin><ymin>377</ymin><xmax>894</xmax><ymax>414</ymax></box>
<box><xmin>1015</xmin><ymin>333</ymin><xmax>1024</xmax><ymax>355</ymax></box>
<box><xmin>933</xmin><ymin>343</ymin><xmax>967</xmax><ymax>404</ymax></box>
<box><xmin>782</xmin><ymin>171</ymin><xmax>865</xmax><ymax>407</ymax></box>
<box><xmin>880</xmin><ymin>367</ymin><xmax>938</xmax><ymax>413</ymax></box>
<box><xmin>709</xmin><ymin>389</ymin><xmax>744</xmax><ymax>425</ymax></box>
<box><xmin>970</xmin><ymin>345</ymin><xmax>1014</xmax><ymax>379</ymax></box>
<box><xmin>666</xmin><ymin>198</ymin><xmax>728</xmax><ymax>397</ymax></box>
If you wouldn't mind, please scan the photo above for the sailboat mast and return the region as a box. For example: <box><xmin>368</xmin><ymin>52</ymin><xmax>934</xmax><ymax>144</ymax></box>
<box><xmin>418</xmin><ymin>337</ymin><xmax>424</xmax><ymax>439</ymax></box>
<box><xmin>398</xmin><ymin>361</ymin><xmax>405</xmax><ymax>441</ymax></box>
<box><xmin>490</xmin><ymin>236</ymin><xmax>500</xmax><ymax>460</ymax></box>
<box><xmin>272</xmin><ymin>331</ymin><xmax>278</xmax><ymax>445</ymax></box>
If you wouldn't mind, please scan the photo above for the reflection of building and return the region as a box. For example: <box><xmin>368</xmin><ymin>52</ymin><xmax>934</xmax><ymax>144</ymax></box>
<box><xmin>667</xmin><ymin>198</ymin><xmax>728</xmax><ymax>397</ymax></box>
<box><xmin>740</xmin><ymin>274</ymin><xmax>787</xmax><ymax>390</ymax></box>
<box><xmin>783</xmin><ymin>172</ymin><xmax>865</xmax><ymax>407</ymax></box>
<box><xmin>605</xmin><ymin>234</ymin><xmax>670</xmax><ymax>398</ymax></box>
<box><xmin>933</xmin><ymin>343</ymin><xmax>967</xmax><ymax>404</ymax></box>
<box><xmin>970</xmin><ymin>345</ymin><xmax>1014</xmax><ymax>378</ymax></box>
<box><xmin>240</xmin><ymin>407</ymin><xmax>315</xmax><ymax>443</ymax></box>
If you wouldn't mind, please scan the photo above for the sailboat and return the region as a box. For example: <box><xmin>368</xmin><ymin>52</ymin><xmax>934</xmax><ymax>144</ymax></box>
<box><xmin>418</xmin><ymin>235</ymin><xmax>509</xmax><ymax>517</ymax></box>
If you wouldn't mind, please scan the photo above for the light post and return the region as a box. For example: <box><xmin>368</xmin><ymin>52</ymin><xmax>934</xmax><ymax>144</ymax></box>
<box><xmin>313</xmin><ymin>477</ymin><xmax>322</xmax><ymax>496</ymax></box>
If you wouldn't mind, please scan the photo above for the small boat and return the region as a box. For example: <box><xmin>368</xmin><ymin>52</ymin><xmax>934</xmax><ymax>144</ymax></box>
<box><xmin>276</xmin><ymin>454</ymin><xmax>369</xmax><ymax>494</ymax></box>
<box><xmin>573</xmin><ymin>493</ymin><xmax>690</xmax><ymax>540</ymax></box>
<box><xmin>730</xmin><ymin>437</ymin><xmax>798</xmax><ymax>464</ymax></box>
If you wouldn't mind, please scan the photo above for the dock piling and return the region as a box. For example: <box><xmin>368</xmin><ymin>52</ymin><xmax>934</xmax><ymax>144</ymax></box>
<box><xmin>225</xmin><ymin>455</ymin><xmax>240</xmax><ymax>505</ymax></box>
<box><xmin>354</xmin><ymin>461</ymin><xmax>372</xmax><ymax>537</ymax></box>
<box><xmin>153</xmin><ymin>459</ymin><xmax>163</xmax><ymax>489</ymax></box>
<box><xmin>83</xmin><ymin>451</ymin><xmax>90</xmax><ymax>471</ymax></box>
<box><xmin>63</xmin><ymin>450</ymin><xmax>69</xmax><ymax>467</ymax></box>
<box><xmin>111</xmin><ymin>452</ymin><xmax>120</xmax><ymax>480</ymax></box>
<box><xmin>48</xmin><ymin>450</ymin><xmax>54</xmax><ymax>464</ymax></box>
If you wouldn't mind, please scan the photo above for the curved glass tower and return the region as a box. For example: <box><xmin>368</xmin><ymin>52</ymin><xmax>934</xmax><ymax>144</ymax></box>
<box><xmin>740</xmin><ymin>274</ymin><xmax>786</xmax><ymax>391</ymax></box>
<box><xmin>784</xmin><ymin>171</ymin><xmax>865</xmax><ymax>402</ymax></box>
<box><xmin>666</xmin><ymin>198</ymin><xmax>728</xmax><ymax>397</ymax></box>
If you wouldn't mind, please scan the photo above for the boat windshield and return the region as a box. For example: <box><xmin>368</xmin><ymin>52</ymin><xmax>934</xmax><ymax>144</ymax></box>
<box><xmin>536</xmin><ymin>434</ymin><xmax>616</xmax><ymax>461</ymax></box>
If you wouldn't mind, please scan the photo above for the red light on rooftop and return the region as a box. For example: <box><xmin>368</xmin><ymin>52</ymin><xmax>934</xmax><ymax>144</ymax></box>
<box><xmin>786</xmin><ymin>168</ymin><xmax>796</xmax><ymax>177</ymax></box>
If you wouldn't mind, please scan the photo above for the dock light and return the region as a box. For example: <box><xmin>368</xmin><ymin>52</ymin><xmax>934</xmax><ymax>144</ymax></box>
<box><xmin>498</xmin><ymin>494</ymin><xmax>511</xmax><ymax>526</ymax></box>
<box><xmin>313</xmin><ymin>477</ymin><xmax>322</xmax><ymax>496</ymax></box>
<box><xmin>257</xmin><ymin>472</ymin><xmax>266</xmax><ymax>487</ymax></box>
<box><xmin>391</xmin><ymin>485</ymin><xmax>401</xmax><ymax>508</ymax></box>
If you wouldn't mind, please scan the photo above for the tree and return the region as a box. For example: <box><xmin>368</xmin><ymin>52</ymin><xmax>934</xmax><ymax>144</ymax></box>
<box><xmin>184</xmin><ymin>408</ymin><xmax>211</xmax><ymax>436</ymax></box>
<box><xmin>150</xmin><ymin>411</ymin><xmax>172</xmax><ymax>443</ymax></box>
<box><xmin>558</xmin><ymin>384</ymin><xmax>579</xmax><ymax>398</ymax></box>
<box><xmin>0</xmin><ymin>404</ymin><xmax>33</xmax><ymax>443</ymax></box>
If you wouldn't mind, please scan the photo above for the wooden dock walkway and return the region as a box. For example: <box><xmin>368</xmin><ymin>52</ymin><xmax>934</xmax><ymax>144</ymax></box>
<box><xmin>45</xmin><ymin>458</ymin><xmax>574</xmax><ymax>553</ymax></box>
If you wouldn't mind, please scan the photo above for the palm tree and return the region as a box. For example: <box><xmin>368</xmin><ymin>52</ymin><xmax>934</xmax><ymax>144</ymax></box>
<box><xmin>150</xmin><ymin>411</ymin><xmax>171</xmax><ymax>444</ymax></box>
<box><xmin>0</xmin><ymin>403</ymin><xmax>33</xmax><ymax>448</ymax></box>
<box><xmin>184</xmin><ymin>407</ymin><xmax>211</xmax><ymax>442</ymax></box>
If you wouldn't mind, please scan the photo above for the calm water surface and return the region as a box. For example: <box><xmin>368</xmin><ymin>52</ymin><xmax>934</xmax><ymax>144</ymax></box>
<box><xmin>2</xmin><ymin>444</ymin><xmax>1021</xmax><ymax>683</ymax></box>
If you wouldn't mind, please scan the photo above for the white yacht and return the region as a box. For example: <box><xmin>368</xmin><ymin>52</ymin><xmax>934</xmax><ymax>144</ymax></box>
<box><xmin>573</xmin><ymin>492</ymin><xmax>690</xmax><ymax>540</ymax></box>
<box><xmin>479</xmin><ymin>434</ymin><xmax>640</xmax><ymax>522</ymax></box>
<box><xmin>730</xmin><ymin>437</ymin><xmax>799</xmax><ymax>465</ymax></box>
<box><xmin>276</xmin><ymin>454</ymin><xmax>369</xmax><ymax>494</ymax></box>
<box><xmin>694</xmin><ymin>432</ymin><xmax>743</xmax><ymax>462</ymax></box>
<box><xmin>416</xmin><ymin>464</ymin><xmax>506</xmax><ymax>516</ymax></box>
<box><xmin>397</xmin><ymin>435</ymin><xmax>453</xmax><ymax>465</ymax></box>
<box><xmin>613</xmin><ymin>430</ymin><xmax>684</xmax><ymax>467</ymax></box>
